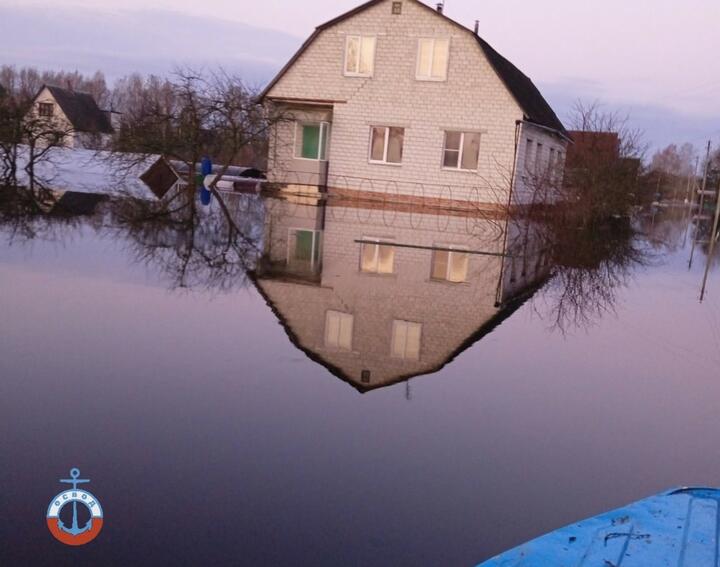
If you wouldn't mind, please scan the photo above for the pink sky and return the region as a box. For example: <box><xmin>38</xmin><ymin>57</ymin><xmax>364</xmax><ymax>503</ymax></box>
<box><xmin>3</xmin><ymin>0</ymin><xmax>719</xmax><ymax>148</ymax></box>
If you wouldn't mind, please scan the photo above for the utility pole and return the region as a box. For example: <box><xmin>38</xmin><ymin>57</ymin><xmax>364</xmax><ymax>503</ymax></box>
<box><xmin>700</xmin><ymin>178</ymin><xmax>720</xmax><ymax>302</ymax></box>
<box><xmin>685</xmin><ymin>157</ymin><xmax>700</xmax><ymax>204</ymax></box>
<box><xmin>682</xmin><ymin>156</ymin><xmax>700</xmax><ymax>248</ymax></box>
<box><xmin>689</xmin><ymin>141</ymin><xmax>712</xmax><ymax>269</ymax></box>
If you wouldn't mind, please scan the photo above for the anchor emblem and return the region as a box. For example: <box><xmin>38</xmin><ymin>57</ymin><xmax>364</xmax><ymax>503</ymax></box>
<box><xmin>57</xmin><ymin>468</ymin><xmax>93</xmax><ymax>536</ymax></box>
<box><xmin>46</xmin><ymin>467</ymin><xmax>104</xmax><ymax>546</ymax></box>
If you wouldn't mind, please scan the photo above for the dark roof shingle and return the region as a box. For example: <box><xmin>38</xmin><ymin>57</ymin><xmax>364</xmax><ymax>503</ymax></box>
<box><xmin>474</xmin><ymin>37</ymin><xmax>567</xmax><ymax>136</ymax></box>
<box><xmin>43</xmin><ymin>85</ymin><xmax>113</xmax><ymax>134</ymax></box>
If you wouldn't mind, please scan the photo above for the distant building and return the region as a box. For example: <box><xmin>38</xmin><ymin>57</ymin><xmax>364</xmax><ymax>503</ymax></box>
<box><xmin>565</xmin><ymin>131</ymin><xmax>620</xmax><ymax>169</ymax></box>
<box><xmin>26</xmin><ymin>85</ymin><xmax>118</xmax><ymax>150</ymax></box>
<box><xmin>564</xmin><ymin>130</ymin><xmax>641</xmax><ymax>190</ymax></box>
<box><xmin>259</xmin><ymin>0</ymin><xmax>569</xmax><ymax>209</ymax></box>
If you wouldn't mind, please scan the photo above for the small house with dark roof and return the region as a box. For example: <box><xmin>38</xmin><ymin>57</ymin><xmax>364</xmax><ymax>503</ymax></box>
<box><xmin>139</xmin><ymin>156</ymin><xmax>265</xmax><ymax>200</ymax></box>
<box><xmin>260</xmin><ymin>0</ymin><xmax>569</xmax><ymax>207</ymax></box>
<box><xmin>27</xmin><ymin>85</ymin><xmax>118</xmax><ymax>150</ymax></box>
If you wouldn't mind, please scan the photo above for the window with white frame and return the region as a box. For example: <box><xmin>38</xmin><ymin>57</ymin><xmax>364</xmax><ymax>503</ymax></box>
<box><xmin>391</xmin><ymin>320</ymin><xmax>422</xmax><ymax>360</ymax></box>
<box><xmin>345</xmin><ymin>35</ymin><xmax>376</xmax><ymax>76</ymax></box>
<box><xmin>431</xmin><ymin>246</ymin><xmax>469</xmax><ymax>283</ymax></box>
<box><xmin>443</xmin><ymin>131</ymin><xmax>481</xmax><ymax>171</ymax></box>
<box><xmin>325</xmin><ymin>311</ymin><xmax>354</xmax><ymax>350</ymax></box>
<box><xmin>416</xmin><ymin>38</ymin><xmax>449</xmax><ymax>81</ymax></box>
<box><xmin>295</xmin><ymin>122</ymin><xmax>330</xmax><ymax>161</ymax></box>
<box><xmin>360</xmin><ymin>238</ymin><xmax>395</xmax><ymax>274</ymax></box>
<box><xmin>548</xmin><ymin>147</ymin><xmax>556</xmax><ymax>176</ymax></box>
<box><xmin>369</xmin><ymin>126</ymin><xmax>404</xmax><ymax>164</ymax></box>
<box><xmin>287</xmin><ymin>228</ymin><xmax>322</xmax><ymax>271</ymax></box>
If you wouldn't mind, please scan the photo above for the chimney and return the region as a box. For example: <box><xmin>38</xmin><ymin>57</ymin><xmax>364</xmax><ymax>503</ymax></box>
<box><xmin>474</xmin><ymin>20</ymin><xmax>479</xmax><ymax>35</ymax></box>
<box><xmin>436</xmin><ymin>2</ymin><xmax>443</xmax><ymax>13</ymax></box>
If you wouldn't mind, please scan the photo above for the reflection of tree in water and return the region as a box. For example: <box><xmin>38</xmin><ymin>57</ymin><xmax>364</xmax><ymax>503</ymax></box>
<box><xmin>111</xmin><ymin>190</ymin><xmax>264</xmax><ymax>291</ymax></box>
<box><xmin>637</xmin><ymin>206</ymin><xmax>689</xmax><ymax>253</ymax></box>
<box><xmin>693</xmin><ymin>220</ymin><xmax>720</xmax><ymax>270</ymax></box>
<box><xmin>0</xmin><ymin>185</ymin><xmax>104</xmax><ymax>243</ymax></box>
<box><xmin>1</xmin><ymin>182</ymin><xmax>265</xmax><ymax>292</ymax></box>
<box><xmin>534</xmin><ymin>218</ymin><xmax>655</xmax><ymax>334</ymax></box>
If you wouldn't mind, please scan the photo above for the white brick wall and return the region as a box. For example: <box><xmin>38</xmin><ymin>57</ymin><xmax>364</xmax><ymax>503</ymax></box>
<box><xmin>266</xmin><ymin>0</ymin><xmax>564</xmax><ymax>204</ymax></box>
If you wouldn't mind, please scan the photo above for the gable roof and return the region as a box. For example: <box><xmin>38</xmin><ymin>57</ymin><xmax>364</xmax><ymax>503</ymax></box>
<box><xmin>259</xmin><ymin>0</ymin><xmax>567</xmax><ymax>137</ymax></box>
<box><xmin>39</xmin><ymin>85</ymin><xmax>113</xmax><ymax>134</ymax></box>
<box><xmin>473</xmin><ymin>37</ymin><xmax>567</xmax><ymax>136</ymax></box>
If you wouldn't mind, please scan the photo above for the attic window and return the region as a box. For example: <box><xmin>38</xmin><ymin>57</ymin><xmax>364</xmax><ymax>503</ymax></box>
<box><xmin>392</xmin><ymin>2</ymin><xmax>402</xmax><ymax>14</ymax></box>
<box><xmin>391</xmin><ymin>320</ymin><xmax>422</xmax><ymax>360</ymax></box>
<box><xmin>325</xmin><ymin>311</ymin><xmax>354</xmax><ymax>350</ymax></box>
<box><xmin>345</xmin><ymin>35</ymin><xmax>376</xmax><ymax>77</ymax></box>
<box><xmin>38</xmin><ymin>102</ymin><xmax>54</xmax><ymax>117</ymax></box>
<box><xmin>416</xmin><ymin>38</ymin><xmax>449</xmax><ymax>81</ymax></box>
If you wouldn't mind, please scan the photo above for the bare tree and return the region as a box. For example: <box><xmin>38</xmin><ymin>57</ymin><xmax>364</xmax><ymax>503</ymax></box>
<box><xmin>532</xmin><ymin>218</ymin><xmax>656</xmax><ymax>334</ymax></box>
<box><xmin>111</xmin><ymin>189</ymin><xmax>263</xmax><ymax>291</ymax></box>
<box><xmin>106</xmin><ymin>68</ymin><xmax>287</xmax><ymax>227</ymax></box>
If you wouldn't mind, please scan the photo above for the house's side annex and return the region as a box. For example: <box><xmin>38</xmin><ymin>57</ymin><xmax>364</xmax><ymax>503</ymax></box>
<box><xmin>261</xmin><ymin>0</ymin><xmax>568</xmax><ymax>207</ymax></box>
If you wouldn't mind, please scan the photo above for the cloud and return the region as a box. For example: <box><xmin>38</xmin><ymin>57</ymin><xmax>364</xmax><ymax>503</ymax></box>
<box><xmin>0</xmin><ymin>5</ymin><xmax>300</xmax><ymax>83</ymax></box>
<box><xmin>541</xmin><ymin>81</ymin><xmax>720</xmax><ymax>152</ymax></box>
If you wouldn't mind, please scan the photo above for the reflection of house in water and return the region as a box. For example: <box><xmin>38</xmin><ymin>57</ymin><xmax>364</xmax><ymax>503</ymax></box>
<box><xmin>253</xmin><ymin>193</ymin><xmax>548</xmax><ymax>392</ymax></box>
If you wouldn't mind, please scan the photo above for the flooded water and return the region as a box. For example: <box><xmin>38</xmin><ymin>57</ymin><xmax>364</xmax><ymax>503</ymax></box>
<box><xmin>1</xmin><ymin>191</ymin><xmax>719</xmax><ymax>566</ymax></box>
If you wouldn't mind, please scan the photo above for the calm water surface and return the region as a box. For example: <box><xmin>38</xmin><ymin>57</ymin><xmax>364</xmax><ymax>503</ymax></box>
<box><xmin>1</xmin><ymin>195</ymin><xmax>719</xmax><ymax>566</ymax></box>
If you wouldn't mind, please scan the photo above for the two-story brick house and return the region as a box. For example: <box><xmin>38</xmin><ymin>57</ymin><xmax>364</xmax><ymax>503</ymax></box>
<box><xmin>260</xmin><ymin>0</ymin><xmax>570</xmax><ymax>209</ymax></box>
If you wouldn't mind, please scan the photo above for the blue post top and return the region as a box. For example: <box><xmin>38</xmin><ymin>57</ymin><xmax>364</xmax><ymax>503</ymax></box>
<box><xmin>201</xmin><ymin>157</ymin><xmax>212</xmax><ymax>177</ymax></box>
